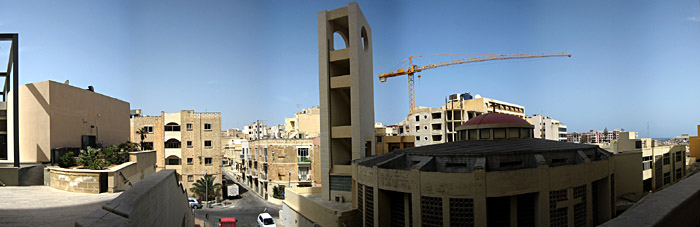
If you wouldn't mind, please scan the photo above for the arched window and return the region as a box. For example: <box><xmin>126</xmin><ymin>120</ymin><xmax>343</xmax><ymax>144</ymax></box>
<box><xmin>165</xmin><ymin>139</ymin><xmax>181</xmax><ymax>148</ymax></box>
<box><xmin>165</xmin><ymin>122</ymin><xmax>181</xmax><ymax>131</ymax></box>
<box><xmin>166</xmin><ymin>155</ymin><xmax>181</xmax><ymax>165</ymax></box>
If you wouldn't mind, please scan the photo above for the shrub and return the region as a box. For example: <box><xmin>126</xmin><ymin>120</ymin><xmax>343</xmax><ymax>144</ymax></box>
<box><xmin>57</xmin><ymin>151</ymin><xmax>76</xmax><ymax>168</ymax></box>
<box><xmin>78</xmin><ymin>147</ymin><xmax>108</xmax><ymax>170</ymax></box>
<box><xmin>104</xmin><ymin>145</ymin><xmax>129</xmax><ymax>166</ymax></box>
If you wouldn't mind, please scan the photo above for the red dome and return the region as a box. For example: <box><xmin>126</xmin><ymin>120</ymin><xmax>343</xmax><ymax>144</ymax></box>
<box><xmin>462</xmin><ymin>113</ymin><xmax>531</xmax><ymax>127</ymax></box>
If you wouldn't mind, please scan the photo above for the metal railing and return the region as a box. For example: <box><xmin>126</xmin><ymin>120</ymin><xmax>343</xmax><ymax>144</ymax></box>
<box><xmin>298</xmin><ymin>156</ymin><xmax>311</xmax><ymax>163</ymax></box>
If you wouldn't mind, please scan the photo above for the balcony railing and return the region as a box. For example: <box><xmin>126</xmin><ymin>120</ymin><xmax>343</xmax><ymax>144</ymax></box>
<box><xmin>298</xmin><ymin>175</ymin><xmax>310</xmax><ymax>181</ymax></box>
<box><xmin>298</xmin><ymin>156</ymin><xmax>311</xmax><ymax>163</ymax></box>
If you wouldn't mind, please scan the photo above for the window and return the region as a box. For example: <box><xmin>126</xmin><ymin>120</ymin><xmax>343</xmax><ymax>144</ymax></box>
<box><xmin>663</xmin><ymin>153</ymin><xmax>670</xmax><ymax>165</ymax></box>
<box><xmin>188</xmin><ymin>175</ymin><xmax>193</xmax><ymax>182</ymax></box>
<box><xmin>204</xmin><ymin>123</ymin><xmax>212</xmax><ymax>130</ymax></box>
<box><xmin>635</xmin><ymin>141</ymin><xmax>642</xmax><ymax>149</ymax></box>
<box><xmin>167</xmin><ymin>158</ymin><xmax>180</xmax><ymax>165</ymax></box>
<box><xmin>676</xmin><ymin>168</ymin><xmax>682</xmax><ymax>180</ymax></box>
<box><xmin>664</xmin><ymin>172</ymin><xmax>670</xmax><ymax>185</ymax></box>
<box><xmin>187</xmin><ymin>158</ymin><xmax>193</xmax><ymax>164</ymax></box>
<box><xmin>187</xmin><ymin>141</ymin><xmax>192</xmax><ymax>148</ymax></box>
<box><xmin>415</xmin><ymin>126</ymin><xmax>420</xmax><ymax>132</ymax></box>
<box><xmin>205</xmin><ymin>158</ymin><xmax>212</xmax><ymax>165</ymax></box>
<box><xmin>415</xmin><ymin>115</ymin><xmax>420</xmax><ymax>121</ymax></box>
<box><xmin>376</xmin><ymin>136</ymin><xmax>382</xmax><ymax>143</ymax></box>
<box><xmin>298</xmin><ymin>147</ymin><xmax>309</xmax><ymax>157</ymax></box>
<box><xmin>424</xmin><ymin>126</ymin><xmax>428</xmax><ymax>130</ymax></box>
<box><xmin>675</xmin><ymin>152</ymin><xmax>682</xmax><ymax>162</ymax></box>
<box><xmin>416</xmin><ymin>136</ymin><xmax>420</xmax><ymax>141</ymax></box>
<box><xmin>186</xmin><ymin>123</ymin><xmax>193</xmax><ymax>130</ymax></box>
<box><xmin>204</xmin><ymin>140</ymin><xmax>212</xmax><ymax>148</ymax></box>
<box><xmin>142</xmin><ymin>142</ymin><xmax>154</xmax><ymax>150</ymax></box>
<box><xmin>165</xmin><ymin>139</ymin><xmax>181</xmax><ymax>148</ymax></box>
<box><xmin>144</xmin><ymin>126</ymin><xmax>153</xmax><ymax>133</ymax></box>
<box><xmin>424</xmin><ymin>115</ymin><xmax>427</xmax><ymax>119</ymax></box>
<box><xmin>298</xmin><ymin>167</ymin><xmax>310</xmax><ymax>181</ymax></box>
<box><xmin>164</xmin><ymin>122</ymin><xmax>180</xmax><ymax>131</ymax></box>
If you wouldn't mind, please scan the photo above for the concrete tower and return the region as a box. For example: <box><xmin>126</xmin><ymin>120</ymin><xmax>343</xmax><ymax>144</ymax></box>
<box><xmin>318</xmin><ymin>2</ymin><xmax>374</xmax><ymax>202</ymax></box>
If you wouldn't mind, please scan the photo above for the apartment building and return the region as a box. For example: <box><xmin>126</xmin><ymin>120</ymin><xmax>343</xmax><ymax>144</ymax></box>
<box><xmin>527</xmin><ymin>114</ymin><xmax>567</xmax><ymax>141</ymax></box>
<box><xmin>608</xmin><ymin>131</ymin><xmax>686</xmax><ymax>191</ymax></box>
<box><xmin>243</xmin><ymin>121</ymin><xmax>285</xmax><ymax>140</ymax></box>
<box><xmin>129</xmin><ymin>110</ymin><xmax>222</xmax><ymax>191</ymax></box>
<box><xmin>567</xmin><ymin>129</ymin><xmax>621</xmax><ymax>144</ymax></box>
<box><xmin>284</xmin><ymin>106</ymin><xmax>320</xmax><ymax>139</ymax></box>
<box><xmin>243</xmin><ymin>138</ymin><xmax>321</xmax><ymax>200</ymax></box>
<box><xmin>398</xmin><ymin>93</ymin><xmax>526</xmax><ymax>147</ymax></box>
<box><xmin>221</xmin><ymin>129</ymin><xmax>246</xmax><ymax>168</ymax></box>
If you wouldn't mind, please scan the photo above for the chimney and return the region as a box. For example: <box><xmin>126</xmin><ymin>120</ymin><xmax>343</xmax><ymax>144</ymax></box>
<box><xmin>87</xmin><ymin>86</ymin><xmax>94</xmax><ymax>92</ymax></box>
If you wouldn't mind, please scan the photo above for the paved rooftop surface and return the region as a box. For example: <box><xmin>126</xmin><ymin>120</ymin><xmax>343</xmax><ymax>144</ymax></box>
<box><xmin>0</xmin><ymin>186</ymin><xmax>120</xmax><ymax>227</ymax></box>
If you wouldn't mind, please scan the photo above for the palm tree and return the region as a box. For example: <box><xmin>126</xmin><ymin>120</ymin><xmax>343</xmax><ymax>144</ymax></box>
<box><xmin>135</xmin><ymin>127</ymin><xmax>148</xmax><ymax>150</ymax></box>
<box><xmin>190</xmin><ymin>175</ymin><xmax>221</xmax><ymax>202</ymax></box>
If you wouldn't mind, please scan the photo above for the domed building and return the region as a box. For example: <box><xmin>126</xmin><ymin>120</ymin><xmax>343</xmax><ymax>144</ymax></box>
<box><xmin>352</xmin><ymin>113</ymin><xmax>619</xmax><ymax>227</ymax></box>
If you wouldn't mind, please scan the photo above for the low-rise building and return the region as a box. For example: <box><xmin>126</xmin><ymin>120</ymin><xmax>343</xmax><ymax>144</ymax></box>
<box><xmin>129</xmin><ymin>110</ymin><xmax>222</xmax><ymax>192</ymax></box>
<box><xmin>243</xmin><ymin>138</ymin><xmax>321</xmax><ymax>201</ymax></box>
<box><xmin>608</xmin><ymin>131</ymin><xmax>686</xmax><ymax>191</ymax></box>
<box><xmin>285</xmin><ymin>106</ymin><xmax>320</xmax><ymax>139</ymax></box>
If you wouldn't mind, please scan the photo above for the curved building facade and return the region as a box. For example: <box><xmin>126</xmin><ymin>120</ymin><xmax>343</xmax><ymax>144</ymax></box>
<box><xmin>352</xmin><ymin>113</ymin><xmax>617</xmax><ymax>227</ymax></box>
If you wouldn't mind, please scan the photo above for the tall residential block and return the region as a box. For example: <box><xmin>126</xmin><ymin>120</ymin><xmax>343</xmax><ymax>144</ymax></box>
<box><xmin>130</xmin><ymin>110</ymin><xmax>222</xmax><ymax>192</ymax></box>
<box><xmin>318</xmin><ymin>2</ymin><xmax>374</xmax><ymax>202</ymax></box>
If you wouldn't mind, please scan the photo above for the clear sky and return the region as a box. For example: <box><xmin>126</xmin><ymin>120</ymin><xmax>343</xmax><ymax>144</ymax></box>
<box><xmin>1</xmin><ymin>0</ymin><xmax>699</xmax><ymax>138</ymax></box>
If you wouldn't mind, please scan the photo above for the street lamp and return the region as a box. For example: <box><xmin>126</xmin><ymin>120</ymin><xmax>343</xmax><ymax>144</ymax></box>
<box><xmin>204</xmin><ymin>170</ymin><xmax>208</xmax><ymax>208</ymax></box>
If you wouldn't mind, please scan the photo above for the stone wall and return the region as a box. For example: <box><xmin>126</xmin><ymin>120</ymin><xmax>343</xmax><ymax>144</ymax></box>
<box><xmin>49</xmin><ymin>168</ymin><xmax>101</xmax><ymax>193</ymax></box>
<box><xmin>48</xmin><ymin>150</ymin><xmax>156</xmax><ymax>193</ymax></box>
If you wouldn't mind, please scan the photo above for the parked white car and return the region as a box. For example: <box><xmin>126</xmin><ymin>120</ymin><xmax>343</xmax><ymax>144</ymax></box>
<box><xmin>257</xmin><ymin>213</ymin><xmax>275</xmax><ymax>227</ymax></box>
<box><xmin>188</xmin><ymin>198</ymin><xmax>202</xmax><ymax>209</ymax></box>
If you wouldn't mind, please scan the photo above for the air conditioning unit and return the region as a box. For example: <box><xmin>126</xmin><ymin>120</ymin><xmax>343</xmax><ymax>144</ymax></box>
<box><xmin>334</xmin><ymin>195</ymin><xmax>344</xmax><ymax>203</ymax></box>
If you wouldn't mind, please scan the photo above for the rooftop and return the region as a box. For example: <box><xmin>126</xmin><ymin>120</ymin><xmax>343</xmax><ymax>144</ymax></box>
<box><xmin>355</xmin><ymin>138</ymin><xmax>612</xmax><ymax>172</ymax></box>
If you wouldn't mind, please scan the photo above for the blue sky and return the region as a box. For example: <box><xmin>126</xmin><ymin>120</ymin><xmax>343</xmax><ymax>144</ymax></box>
<box><xmin>1</xmin><ymin>0</ymin><xmax>699</xmax><ymax>138</ymax></box>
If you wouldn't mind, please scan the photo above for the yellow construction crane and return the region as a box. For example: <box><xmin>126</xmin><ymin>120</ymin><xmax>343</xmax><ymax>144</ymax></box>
<box><xmin>379</xmin><ymin>52</ymin><xmax>572</xmax><ymax>113</ymax></box>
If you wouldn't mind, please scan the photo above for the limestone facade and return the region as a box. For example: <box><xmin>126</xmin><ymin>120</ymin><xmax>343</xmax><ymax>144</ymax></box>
<box><xmin>130</xmin><ymin>110</ymin><xmax>222</xmax><ymax>192</ymax></box>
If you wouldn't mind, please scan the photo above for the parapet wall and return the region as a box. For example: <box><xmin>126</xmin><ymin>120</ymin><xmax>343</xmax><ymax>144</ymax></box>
<box><xmin>601</xmin><ymin>171</ymin><xmax>700</xmax><ymax>226</ymax></box>
<box><xmin>75</xmin><ymin>169</ymin><xmax>194</xmax><ymax>226</ymax></box>
<box><xmin>48</xmin><ymin>150</ymin><xmax>156</xmax><ymax>193</ymax></box>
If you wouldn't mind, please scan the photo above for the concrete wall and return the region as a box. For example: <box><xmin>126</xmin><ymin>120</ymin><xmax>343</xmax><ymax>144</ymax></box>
<box><xmin>8</xmin><ymin>80</ymin><xmax>129</xmax><ymax>163</ymax></box>
<box><xmin>614</xmin><ymin>151</ymin><xmax>643</xmax><ymax>196</ymax></box>
<box><xmin>75</xmin><ymin>169</ymin><xmax>194</xmax><ymax>227</ymax></box>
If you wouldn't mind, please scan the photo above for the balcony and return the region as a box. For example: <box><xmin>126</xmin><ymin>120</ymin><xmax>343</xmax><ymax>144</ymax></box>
<box><xmin>298</xmin><ymin>175</ymin><xmax>310</xmax><ymax>181</ymax></box>
<box><xmin>298</xmin><ymin>156</ymin><xmax>311</xmax><ymax>163</ymax></box>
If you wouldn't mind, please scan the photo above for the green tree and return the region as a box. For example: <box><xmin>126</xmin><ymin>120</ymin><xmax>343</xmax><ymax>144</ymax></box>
<box><xmin>190</xmin><ymin>175</ymin><xmax>222</xmax><ymax>202</ymax></box>
<box><xmin>581</xmin><ymin>136</ymin><xmax>588</xmax><ymax>144</ymax></box>
<box><xmin>135</xmin><ymin>127</ymin><xmax>148</xmax><ymax>150</ymax></box>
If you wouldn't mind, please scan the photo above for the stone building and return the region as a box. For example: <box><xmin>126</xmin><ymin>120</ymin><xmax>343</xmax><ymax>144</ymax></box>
<box><xmin>397</xmin><ymin>94</ymin><xmax>526</xmax><ymax>147</ymax></box>
<box><xmin>285</xmin><ymin>106</ymin><xmax>321</xmax><ymax>139</ymax></box>
<box><xmin>129</xmin><ymin>110</ymin><xmax>222</xmax><ymax>191</ymax></box>
<box><xmin>244</xmin><ymin>138</ymin><xmax>321</xmax><ymax>200</ymax></box>
<box><xmin>354</xmin><ymin>113</ymin><xmax>626</xmax><ymax>226</ymax></box>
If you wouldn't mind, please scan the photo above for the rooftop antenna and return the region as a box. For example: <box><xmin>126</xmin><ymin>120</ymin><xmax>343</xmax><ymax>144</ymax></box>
<box><xmin>647</xmin><ymin>122</ymin><xmax>650</xmax><ymax>138</ymax></box>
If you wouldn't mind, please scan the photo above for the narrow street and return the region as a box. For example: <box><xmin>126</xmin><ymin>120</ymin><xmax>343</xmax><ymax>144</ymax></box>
<box><xmin>193</xmin><ymin>168</ymin><xmax>282</xmax><ymax>227</ymax></box>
